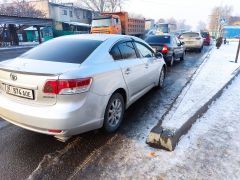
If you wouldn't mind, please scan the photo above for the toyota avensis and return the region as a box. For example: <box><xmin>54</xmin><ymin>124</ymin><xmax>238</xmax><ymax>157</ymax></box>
<box><xmin>0</xmin><ymin>34</ymin><xmax>166</xmax><ymax>142</ymax></box>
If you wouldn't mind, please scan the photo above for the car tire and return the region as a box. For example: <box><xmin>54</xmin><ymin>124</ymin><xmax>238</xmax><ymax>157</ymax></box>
<box><xmin>157</xmin><ymin>67</ymin><xmax>166</xmax><ymax>89</ymax></box>
<box><xmin>180</xmin><ymin>51</ymin><xmax>185</xmax><ymax>61</ymax></box>
<box><xmin>103</xmin><ymin>93</ymin><xmax>125</xmax><ymax>133</ymax></box>
<box><xmin>167</xmin><ymin>56</ymin><xmax>174</xmax><ymax>67</ymax></box>
<box><xmin>198</xmin><ymin>46</ymin><xmax>203</xmax><ymax>53</ymax></box>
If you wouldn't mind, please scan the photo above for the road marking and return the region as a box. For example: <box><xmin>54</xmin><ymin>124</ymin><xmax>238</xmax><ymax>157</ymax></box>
<box><xmin>27</xmin><ymin>137</ymin><xmax>82</xmax><ymax>180</ymax></box>
<box><xmin>67</xmin><ymin>134</ymin><xmax>119</xmax><ymax>180</ymax></box>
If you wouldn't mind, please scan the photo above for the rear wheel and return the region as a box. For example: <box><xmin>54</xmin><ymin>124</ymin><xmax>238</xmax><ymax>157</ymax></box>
<box><xmin>167</xmin><ymin>56</ymin><xmax>174</xmax><ymax>67</ymax></box>
<box><xmin>157</xmin><ymin>67</ymin><xmax>166</xmax><ymax>89</ymax></box>
<box><xmin>103</xmin><ymin>93</ymin><xmax>125</xmax><ymax>133</ymax></box>
<box><xmin>180</xmin><ymin>51</ymin><xmax>185</xmax><ymax>61</ymax></box>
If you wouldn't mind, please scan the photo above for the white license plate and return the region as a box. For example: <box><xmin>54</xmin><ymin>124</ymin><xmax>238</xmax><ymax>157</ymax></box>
<box><xmin>186</xmin><ymin>41</ymin><xmax>193</xmax><ymax>44</ymax></box>
<box><xmin>3</xmin><ymin>84</ymin><xmax>34</xmax><ymax>100</ymax></box>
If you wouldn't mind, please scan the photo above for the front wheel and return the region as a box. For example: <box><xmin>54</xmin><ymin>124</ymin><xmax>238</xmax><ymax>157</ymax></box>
<box><xmin>103</xmin><ymin>93</ymin><xmax>125</xmax><ymax>133</ymax></box>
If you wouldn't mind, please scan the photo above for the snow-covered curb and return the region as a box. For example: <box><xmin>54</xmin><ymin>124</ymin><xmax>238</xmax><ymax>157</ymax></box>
<box><xmin>147</xmin><ymin>43</ymin><xmax>240</xmax><ymax>151</ymax></box>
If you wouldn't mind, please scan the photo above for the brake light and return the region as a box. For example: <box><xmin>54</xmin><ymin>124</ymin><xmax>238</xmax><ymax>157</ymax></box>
<box><xmin>43</xmin><ymin>78</ymin><xmax>92</xmax><ymax>95</ymax></box>
<box><xmin>48</xmin><ymin>129</ymin><xmax>62</xmax><ymax>133</ymax></box>
<box><xmin>162</xmin><ymin>45</ymin><xmax>169</xmax><ymax>53</ymax></box>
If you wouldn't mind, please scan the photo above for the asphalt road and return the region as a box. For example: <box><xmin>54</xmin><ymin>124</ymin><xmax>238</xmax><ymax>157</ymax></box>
<box><xmin>0</xmin><ymin>46</ymin><xmax>211</xmax><ymax>180</ymax></box>
<box><xmin>0</xmin><ymin>48</ymin><xmax>32</xmax><ymax>61</ymax></box>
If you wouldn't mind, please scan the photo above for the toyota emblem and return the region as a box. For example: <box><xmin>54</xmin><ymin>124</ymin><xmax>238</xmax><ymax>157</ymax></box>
<box><xmin>10</xmin><ymin>73</ymin><xmax>17</xmax><ymax>81</ymax></box>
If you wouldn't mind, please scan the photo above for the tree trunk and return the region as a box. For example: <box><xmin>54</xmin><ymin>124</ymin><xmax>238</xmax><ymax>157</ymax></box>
<box><xmin>8</xmin><ymin>24</ymin><xmax>19</xmax><ymax>46</ymax></box>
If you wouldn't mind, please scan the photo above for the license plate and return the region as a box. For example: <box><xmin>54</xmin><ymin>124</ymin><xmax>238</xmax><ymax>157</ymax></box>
<box><xmin>3</xmin><ymin>84</ymin><xmax>34</xmax><ymax>100</ymax></box>
<box><xmin>186</xmin><ymin>41</ymin><xmax>193</xmax><ymax>44</ymax></box>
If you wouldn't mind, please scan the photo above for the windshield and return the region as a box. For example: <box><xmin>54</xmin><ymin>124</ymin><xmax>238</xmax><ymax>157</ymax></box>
<box><xmin>145</xmin><ymin>35</ymin><xmax>171</xmax><ymax>44</ymax></box>
<box><xmin>201</xmin><ymin>32</ymin><xmax>209</xmax><ymax>38</ymax></box>
<box><xmin>157</xmin><ymin>24</ymin><xmax>169</xmax><ymax>33</ymax></box>
<box><xmin>92</xmin><ymin>18</ymin><xmax>112</xmax><ymax>27</ymax></box>
<box><xmin>20</xmin><ymin>38</ymin><xmax>103</xmax><ymax>64</ymax></box>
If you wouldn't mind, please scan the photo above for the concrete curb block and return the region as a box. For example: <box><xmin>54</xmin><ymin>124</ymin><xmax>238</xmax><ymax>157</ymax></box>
<box><xmin>147</xmin><ymin>59</ymin><xmax>240</xmax><ymax>151</ymax></box>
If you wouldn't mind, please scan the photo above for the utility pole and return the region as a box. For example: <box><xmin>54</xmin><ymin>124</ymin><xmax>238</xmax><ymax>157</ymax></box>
<box><xmin>235</xmin><ymin>38</ymin><xmax>240</xmax><ymax>63</ymax></box>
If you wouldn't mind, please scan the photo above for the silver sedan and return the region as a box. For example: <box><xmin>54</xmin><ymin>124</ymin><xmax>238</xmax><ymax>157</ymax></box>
<box><xmin>179</xmin><ymin>32</ymin><xmax>204</xmax><ymax>53</ymax></box>
<box><xmin>0</xmin><ymin>34</ymin><xmax>166</xmax><ymax>141</ymax></box>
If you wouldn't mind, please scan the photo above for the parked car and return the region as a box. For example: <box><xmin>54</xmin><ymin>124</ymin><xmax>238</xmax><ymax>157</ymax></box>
<box><xmin>145</xmin><ymin>34</ymin><xmax>185</xmax><ymax>66</ymax></box>
<box><xmin>0</xmin><ymin>34</ymin><xmax>166</xmax><ymax>142</ymax></box>
<box><xmin>201</xmin><ymin>31</ymin><xmax>211</xmax><ymax>46</ymax></box>
<box><xmin>179</xmin><ymin>32</ymin><xmax>204</xmax><ymax>53</ymax></box>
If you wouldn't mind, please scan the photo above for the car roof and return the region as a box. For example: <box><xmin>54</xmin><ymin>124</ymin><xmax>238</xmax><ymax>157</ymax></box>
<box><xmin>182</xmin><ymin>31</ymin><xmax>200</xmax><ymax>34</ymax></box>
<box><xmin>54</xmin><ymin>34</ymin><xmax>137</xmax><ymax>42</ymax></box>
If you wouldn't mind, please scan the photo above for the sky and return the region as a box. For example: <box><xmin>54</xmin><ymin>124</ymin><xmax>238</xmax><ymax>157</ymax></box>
<box><xmin>123</xmin><ymin>0</ymin><xmax>240</xmax><ymax>30</ymax></box>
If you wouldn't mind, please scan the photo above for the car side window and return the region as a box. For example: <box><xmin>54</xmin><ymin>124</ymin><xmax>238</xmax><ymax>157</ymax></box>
<box><xmin>117</xmin><ymin>42</ymin><xmax>137</xmax><ymax>60</ymax></box>
<box><xmin>135</xmin><ymin>42</ymin><xmax>154</xmax><ymax>58</ymax></box>
<box><xmin>110</xmin><ymin>45</ymin><xmax>122</xmax><ymax>60</ymax></box>
<box><xmin>175</xmin><ymin>37</ymin><xmax>181</xmax><ymax>46</ymax></box>
<box><xmin>172</xmin><ymin>37</ymin><xmax>177</xmax><ymax>46</ymax></box>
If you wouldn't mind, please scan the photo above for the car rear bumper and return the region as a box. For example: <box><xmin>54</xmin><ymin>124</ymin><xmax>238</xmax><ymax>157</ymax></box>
<box><xmin>0</xmin><ymin>92</ymin><xmax>110</xmax><ymax>137</ymax></box>
<box><xmin>184</xmin><ymin>44</ymin><xmax>202</xmax><ymax>50</ymax></box>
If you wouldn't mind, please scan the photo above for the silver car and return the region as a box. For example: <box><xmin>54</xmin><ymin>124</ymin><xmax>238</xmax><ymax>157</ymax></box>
<box><xmin>179</xmin><ymin>32</ymin><xmax>204</xmax><ymax>53</ymax></box>
<box><xmin>0</xmin><ymin>34</ymin><xmax>166</xmax><ymax>141</ymax></box>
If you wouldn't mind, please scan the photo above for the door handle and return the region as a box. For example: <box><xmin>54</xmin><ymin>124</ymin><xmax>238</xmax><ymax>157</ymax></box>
<box><xmin>145</xmin><ymin>64</ymin><xmax>149</xmax><ymax>69</ymax></box>
<box><xmin>125</xmin><ymin>68</ymin><xmax>131</xmax><ymax>75</ymax></box>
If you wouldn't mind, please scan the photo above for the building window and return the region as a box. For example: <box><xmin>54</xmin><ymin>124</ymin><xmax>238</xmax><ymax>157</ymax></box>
<box><xmin>83</xmin><ymin>11</ymin><xmax>86</xmax><ymax>19</ymax></box>
<box><xmin>70</xmin><ymin>11</ymin><xmax>73</xmax><ymax>17</ymax></box>
<box><xmin>62</xmin><ymin>9</ymin><xmax>67</xmax><ymax>15</ymax></box>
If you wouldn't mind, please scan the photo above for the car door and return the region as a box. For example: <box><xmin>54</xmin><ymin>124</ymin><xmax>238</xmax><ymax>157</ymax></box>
<box><xmin>134</xmin><ymin>41</ymin><xmax>160</xmax><ymax>86</ymax></box>
<box><xmin>110</xmin><ymin>40</ymin><xmax>147</xmax><ymax>98</ymax></box>
<box><xmin>171</xmin><ymin>36</ymin><xmax>181</xmax><ymax>58</ymax></box>
<box><xmin>175</xmin><ymin>36</ymin><xmax>184</xmax><ymax>56</ymax></box>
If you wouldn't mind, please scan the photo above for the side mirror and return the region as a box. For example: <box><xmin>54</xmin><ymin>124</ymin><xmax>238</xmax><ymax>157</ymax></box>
<box><xmin>155</xmin><ymin>51</ymin><xmax>163</xmax><ymax>59</ymax></box>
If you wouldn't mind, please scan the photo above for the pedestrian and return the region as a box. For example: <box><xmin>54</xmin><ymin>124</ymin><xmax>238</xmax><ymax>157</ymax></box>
<box><xmin>224</xmin><ymin>38</ymin><xmax>227</xmax><ymax>44</ymax></box>
<box><xmin>216</xmin><ymin>37</ymin><xmax>223</xmax><ymax>49</ymax></box>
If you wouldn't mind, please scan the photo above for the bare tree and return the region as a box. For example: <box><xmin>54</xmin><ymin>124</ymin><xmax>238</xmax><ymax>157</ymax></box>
<box><xmin>79</xmin><ymin>0</ymin><xmax>128</xmax><ymax>13</ymax></box>
<box><xmin>0</xmin><ymin>0</ymin><xmax>45</xmax><ymax>46</ymax></box>
<box><xmin>197</xmin><ymin>21</ymin><xmax>207</xmax><ymax>31</ymax></box>
<box><xmin>0</xmin><ymin>0</ymin><xmax>45</xmax><ymax>18</ymax></box>
<box><xmin>167</xmin><ymin>17</ymin><xmax>177</xmax><ymax>25</ymax></box>
<box><xmin>157</xmin><ymin>18</ymin><xmax>165</xmax><ymax>23</ymax></box>
<box><xmin>209</xmin><ymin>5</ymin><xmax>233</xmax><ymax>37</ymax></box>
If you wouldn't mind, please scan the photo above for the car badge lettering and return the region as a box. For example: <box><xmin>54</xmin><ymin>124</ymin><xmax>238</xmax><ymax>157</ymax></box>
<box><xmin>10</xmin><ymin>73</ymin><xmax>17</xmax><ymax>81</ymax></box>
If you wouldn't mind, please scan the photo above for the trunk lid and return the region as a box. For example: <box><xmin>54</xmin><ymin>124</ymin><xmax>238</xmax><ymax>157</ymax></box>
<box><xmin>0</xmin><ymin>58</ymin><xmax>80</xmax><ymax>106</ymax></box>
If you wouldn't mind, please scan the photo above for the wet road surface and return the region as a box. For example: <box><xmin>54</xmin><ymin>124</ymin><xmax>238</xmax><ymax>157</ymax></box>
<box><xmin>0</xmin><ymin>46</ymin><xmax>211</xmax><ymax>180</ymax></box>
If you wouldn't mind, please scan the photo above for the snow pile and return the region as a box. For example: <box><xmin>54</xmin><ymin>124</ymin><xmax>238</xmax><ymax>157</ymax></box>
<box><xmin>82</xmin><ymin>75</ymin><xmax>240</xmax><ymax>179</ymax></box>
<box><xmin>162</xmin><ymin>42</ymin><xmax>240</xmax><ymax>130</ymax></box>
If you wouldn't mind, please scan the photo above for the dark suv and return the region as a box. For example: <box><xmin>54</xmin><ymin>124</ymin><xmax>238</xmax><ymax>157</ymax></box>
<box><xmin>145</xmin><ymin>34</ymin><xmax>185</xmax><ymax>66</ymax></box>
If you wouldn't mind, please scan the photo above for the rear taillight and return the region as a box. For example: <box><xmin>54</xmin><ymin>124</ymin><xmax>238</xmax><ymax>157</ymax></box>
<box><xmin>162</xmin><ymin>45</ymin><xmax>169</xmax><ymax>53</ymax></box>
<box><xmin>43</xmin><ymin>78</ymin><xmax>92</xmax><ymax>95</ymax></box>
<box><xmin>48</xmin><ymin>129</ymin><xmax>62</xmax><ymax>133</ymax></box>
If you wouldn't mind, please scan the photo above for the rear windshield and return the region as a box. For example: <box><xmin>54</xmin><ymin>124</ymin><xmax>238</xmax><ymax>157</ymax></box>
<box><xmin>180</xmin><ymin>33</ymin><xmax>199</xmax><ymax>38</ymax></box>
<box><xmin>20</xmin><ymin>38</ymin><xmax>103</xmax><ymax>64</ymax></box>
<box><xmin>201</xmin><ymin>32</ymin><xmax>209</xmax><ymax>38</ymax></box>
<box><xmin>145</xmin><ymin>35</ymin><xmax>170</xmax><ymax>44</ymax></box>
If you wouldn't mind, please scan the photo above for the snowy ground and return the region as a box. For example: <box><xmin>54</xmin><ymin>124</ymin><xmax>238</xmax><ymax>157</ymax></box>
<box><xmin>77</xmin><ymin>73</ymin><xmax>240</xmax><ymax>180</ymax></box>
<box><xmin>72</xmin><ymin>44</ymin><xmax>240</xmax><ymax>179</ymax></box>
<box><xmin>162</xmin><ymin>42</ymin><xmax>240</xmax><ymax>130</ymax></box>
